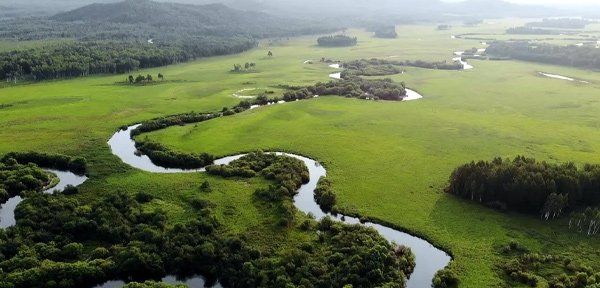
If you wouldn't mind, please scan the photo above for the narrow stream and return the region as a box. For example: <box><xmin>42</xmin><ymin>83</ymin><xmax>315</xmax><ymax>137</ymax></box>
<box><xmin>0</xmin><ymin>169</ymin><xmax>88</xmax><ymax>228</ymax></box>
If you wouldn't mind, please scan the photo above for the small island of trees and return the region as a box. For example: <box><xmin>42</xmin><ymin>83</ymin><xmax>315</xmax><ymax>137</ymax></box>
<box><xmin>317</xmin><ymin>35</ymin><xmax>358</xmax><ymax>47</ymax></box>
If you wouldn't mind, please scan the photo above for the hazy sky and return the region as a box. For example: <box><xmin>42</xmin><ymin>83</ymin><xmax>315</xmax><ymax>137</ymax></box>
<box><xmin>444</xmin><ymin>0</ymin><xmax>599</xmax><ymax>6</ymax></box>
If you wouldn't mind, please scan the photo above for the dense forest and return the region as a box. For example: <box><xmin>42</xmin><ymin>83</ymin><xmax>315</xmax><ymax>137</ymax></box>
<box><xmin>445</xmin><ymin>156</ymin><xmax>600</xmax><ymax>223</ymax></box>
<box><xmin>525</xmin><ymin>18</ymin><xmax>593</xmax><ymax>29</ymax></box>
<box><xmin>0</xmin><ymin>153</ymin><xmax>416</xmax><ymax>288</ymax></box>
<box><xmin>0</xmin><ymin>38</ymin><xmax>257</xmax><ymax>81</ymax></box>
<box><xmin>317</xmin><ymin>35</ymin><xmax>358</xmax><ymax>47</ymax></box>
<box><xmin>486</xmin><ymin>41</ymin><xmax>600</xmax><ymax>70</ymax></box>
<box><xmin>0</xmin><ymin>0</ymin><xmax>336</xmax><ymax>82</ymax></box>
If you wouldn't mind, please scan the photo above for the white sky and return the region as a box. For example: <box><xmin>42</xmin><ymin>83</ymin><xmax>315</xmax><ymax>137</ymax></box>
<box><xmin>445</xmin><ymin>0</ymin><xmax>599</xmax><ymax>7</ymax></box>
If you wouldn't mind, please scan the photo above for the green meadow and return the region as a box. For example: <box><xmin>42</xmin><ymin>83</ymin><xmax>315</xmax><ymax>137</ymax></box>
<box><xmin>1</xmin><ymin>20</ymin><xmax>600</xmax><ymax>286</ymax></box>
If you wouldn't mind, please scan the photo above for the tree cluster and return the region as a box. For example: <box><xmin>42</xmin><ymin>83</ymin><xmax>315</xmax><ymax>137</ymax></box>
<box><xmin>134</xmin><ymin>140</ymin><xmax>215</xmax><ymax>169</ymax></box>
<box><xmin>371</xmin><ymin>25</ymin><xmax>398</xmax><ymax>39</ymax></box>
<box><xmin>230</xmin><ymin>62</ymin><xmax>256</xmax><ymax>73</ymax></box>
<box><xmin>445</xmin><ymin>156</ymin><xmax>600</xmax><ymax>218</ymax></box>
<box><xmin>486</xmin><ymin>41</ymin><xmax>600</xmax><ymax>70</ymax></box>
<box><xmin>343</xmin><ymin>58</ymin><xmax>462</xmax><ymax>77</ymax></box>
<box><xmin>1</xmin><ymin>152</ymin><xmax>87</xmax><ymax>175</ymax></box>
<box><xmin>317</xmin><ymin>35</ymin><xmax>358</xmax><ymax>47</ymax></box>
<box><xmin>314</xmin><ymin>177</ymin><xmax>337</xmax><ymax>212</ymax></box>
<box><xmin>206</xmin><ymin>152</ymin><xmax>309</xmax><ymax>227</ymax></box>
<box><xmin>0</xmin><ymin>157</ymin><xmax>53</xmax><ymax>204</ymax></box>
<box><xmin>285</xmin><ymin>76</ymin><xmax>408</xmax><ymax>101</ymax></box>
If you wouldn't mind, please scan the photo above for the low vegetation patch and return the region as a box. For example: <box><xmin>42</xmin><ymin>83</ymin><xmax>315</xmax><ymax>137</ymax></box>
<box><xmin>0</xmin><ymin>157</ymin><xmax>54</xmax><ymax>204</ymax></box>
<box><xmin>500</xmin><ymin>241</ymin><xmax>600</xmax><ymax>288</ymax></box>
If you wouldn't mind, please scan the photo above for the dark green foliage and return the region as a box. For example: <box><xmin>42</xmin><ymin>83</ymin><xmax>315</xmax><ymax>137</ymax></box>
<box><xmin>433</xmin><ymin>267</ymin><xmax>459</xmax><ymax>288</ymax></box>
<box><xmin>445</xmin><ymin>156</ymin><xmax>600</xmax><ymax>217</ymax></box>
<box><xmin>317</xmin><ymin>35</ymin><xmax>358</xmax><ymax>47</ymax></box>
<box><xmin>135</xmin><ymin>140</ymin><xmax>215</xmax><ymax>169</ymax></box>
<box><xmin>221</xmin><ymin>219</ymin><xmax>414</xmax><ymax>288</ymax></box>
<box><xmin>132</xmin><ymin>112</ymin><xmax>219</xmax><ymax>136</ymax></box>
<box><xmin>289</xmin><ymin>77</ymin><xmax>407</xmax><ymax>101</ymax></box>
<box><xmin>314</xmin><ymin>177</ymin><xmax>337</xmax><ymax>212</ymax></box>
<box><xmin>135</xmin><ymin>191</ymin><xmax>154</xmax><ymax>203</ymax></box>
<box><xmin>343</xmin><ymin>59</ymin><xmax>462</xmax><ymax>77</ymax></box>
<box><xmin>0</xmin><ymin>158</ymin><xmax>52</xmax><ymax>203</ymax></box>
<box><xmin>200</xmin><ymin>181</ymin><xmax>212</xmax><ymax>193</ymax></box>
<box><xmin>486</xmin><ymin>41</ymin><xmax>600</xmax><ymax>70</ymax></box>
<box><xmin>207</xmin><ymin>152</ymin><xmax>309</xmax><ymax>194</ymax></box>
<box><xmin>1</xmin><ymin>152</ymin><xmax>87</xmax><ymax>175</ymax></box>
<box><xmin>61</xmin><ymin>185</ymin><xmax>79</xmax><ymax>196</ymax></box>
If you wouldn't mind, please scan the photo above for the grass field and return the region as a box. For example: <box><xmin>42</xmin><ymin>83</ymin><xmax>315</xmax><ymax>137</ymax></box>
<box><xmin>1</xmin><ymin>19</ymin><xmax>600</xmax><ymax>287</ymax></box>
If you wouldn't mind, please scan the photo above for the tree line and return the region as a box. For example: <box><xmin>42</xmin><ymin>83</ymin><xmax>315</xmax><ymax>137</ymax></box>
<box><xmin>445</xmin><ymin>156</ymin><xmax>600</xmax><ymax>220</ymax></box>
<box><xmin>486</xmin><ymin>41</ymin><xmax>600</xmax><ymax>70</ymax></box>
<box><xmin>317</xmin><ymin>35</ymin><xmax>358</xmax><ymax>47</ymax></box>
<box><xmin>1</xmin><ymin>37</ymin><xmax>257</xmax><ymax>82</ymax></box>
<box><xmin>0</xmin><ymin>157</ymin><xmax>53</xmax><ymax>205</ymax></box>
<box><xmin>525</xmin><ymin>18</ymin><xmax>593</xmax><ymax>29</ymax></box>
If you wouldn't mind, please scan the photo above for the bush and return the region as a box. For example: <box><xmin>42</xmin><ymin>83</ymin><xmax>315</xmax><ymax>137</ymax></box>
<box><xmin>433</xmin><ymin>267</ymin><xmax>459</xmax><ymax>288</ymax></box>
<box><xmin>314</xmin><ymin>177</ymin><xmax>337</xmax><ymax>211</ymax></box>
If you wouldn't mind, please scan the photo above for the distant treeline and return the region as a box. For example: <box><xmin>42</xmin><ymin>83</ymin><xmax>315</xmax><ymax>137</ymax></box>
<box><xmin>486</xmin><ymin>41</ymin><xmax>600</xmax><ymax>70</ymax></box>
<box><xmin>525</xmin><ymin>18</ymin><xmax>594</xmax><ymax>29</ymax></box>
<box><xmin>343</xmin><ymin>58</ymin><xmax>462</xmax><ymax>77</ymax></box>
<box><xmin>317</xmin><ymin>35</ymin><xmax>358</xmax><ymax>47</ymax></box>
<box><xmin>445</xmin><ymin>156</ymin><xmax>600</xmax><ymax>218</ymax></box>
<box><xmin>506</xmin><ymin>27</ymin><xmax>559</xmax><ymax>35</ymax></box>
<box><xmin>0</xmin><ymin>37</ymin><xmax>257</xmax><ymax>82</ymax></box>
<box><xmin>370</xmin><ymin>25</ymin><xmax>398</xmax><ymax>39</ymax></box>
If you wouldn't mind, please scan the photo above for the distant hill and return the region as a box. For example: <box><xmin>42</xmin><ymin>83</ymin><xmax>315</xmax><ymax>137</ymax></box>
<box><xmin>48</xmin><ymin>0</ymin><xmax>330</xmax><ymax>38</ymax></box>
<box><xmin>0</xmin><ymin>0</ymin><xmax>334</xmax><ymax>41</ymax></box>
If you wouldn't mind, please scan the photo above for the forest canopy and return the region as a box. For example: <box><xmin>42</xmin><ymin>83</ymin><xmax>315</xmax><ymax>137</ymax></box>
<box><xmin>445</xmin><ymin>156</ymin><xmax>600</xmax><ymax>219</ymax></box>
<box><xmin>486</xmin><ymin>41</ymin><xmax>600</xmax><ymax>70</ymax></box>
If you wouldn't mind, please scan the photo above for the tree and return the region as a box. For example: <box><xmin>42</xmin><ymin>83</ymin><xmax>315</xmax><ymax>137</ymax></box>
<box><xmin>268</xmin><ymin>51</ymin><xmax>273</xmax><ymax>57</ymax></box>
<box><xmin>157</xmin><ymin>73</ymin><xmax>164</xmax><ymax>81</ymax></box>
<box><xmin>244</xmin><ymin>62</ymin><xmax>250</xmax><ymax>70</ymax></box>
<box><xmin>128</xmin><ymin>75</ymin><xmax>134</xmax><ymax>84</ymax></box>
<box><xmin>146</xmin><ymin>74</ymin><xmax>153</xmax><ymax>82</ymax></box>
<box><xmin>135</xmin><ymin>74</ymin><xmax>145</xmax><ymax>83</ymax></box>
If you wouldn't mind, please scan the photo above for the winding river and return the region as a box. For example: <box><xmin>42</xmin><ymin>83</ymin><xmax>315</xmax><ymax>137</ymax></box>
<box><xmin>0</xmin><ymin>169</ymin><xmax>88</xmax><ymax>228</ymax></box>
<box><xmin>107</xmin><ymin>117</ymin><xmax>450</xmax><ymax>288</ymax></box>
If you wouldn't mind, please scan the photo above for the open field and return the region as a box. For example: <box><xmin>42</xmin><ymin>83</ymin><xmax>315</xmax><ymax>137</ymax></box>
<box><xmin>1</xmin><ymin>19</ymin><xmax>600</xmax><ymax>287</ymax></box>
